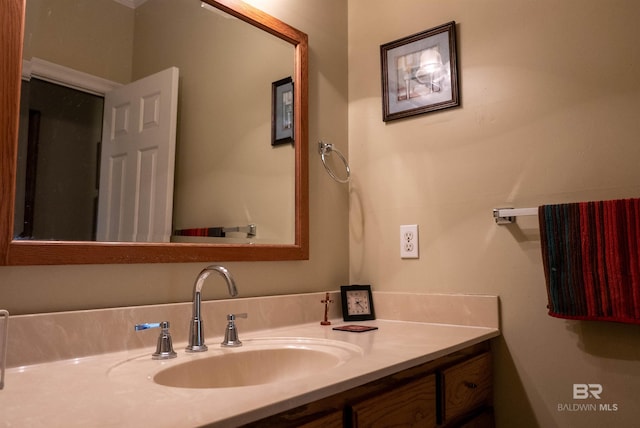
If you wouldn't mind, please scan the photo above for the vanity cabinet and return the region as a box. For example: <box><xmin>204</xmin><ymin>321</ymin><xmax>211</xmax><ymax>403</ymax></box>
<box><xmin>245</xmin><ymin>341</ymin><xmax>493</xmax><ymax>428</ymax></box>
<box><xmin>350</xmin><ymin>374</ymin><xmax>437</xmax><ymax>427</ymax></box>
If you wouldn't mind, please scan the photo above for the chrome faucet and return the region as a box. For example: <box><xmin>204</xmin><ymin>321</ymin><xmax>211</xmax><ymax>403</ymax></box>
<box><xmin>186</xmin><ymin>265</ymin><xmax>238</xmax><ymax>352</ymax></box>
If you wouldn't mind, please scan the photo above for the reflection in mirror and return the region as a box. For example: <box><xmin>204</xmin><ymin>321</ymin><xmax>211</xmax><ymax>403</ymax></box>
<box><xmin>0</xmin><ymin>0</ymin><xmax>309</xmax><ymax>265</ymax></box>
<box><xmin>17</xmin><ymin>0</ymin><xmax>295</xmax><ymax>245</ymax></box>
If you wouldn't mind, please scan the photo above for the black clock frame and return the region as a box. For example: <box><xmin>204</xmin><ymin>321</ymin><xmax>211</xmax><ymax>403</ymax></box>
<box><xmin>340</xmin><ymin>284</ymin><xmax>376</xmax><ymax>321</ymax></box>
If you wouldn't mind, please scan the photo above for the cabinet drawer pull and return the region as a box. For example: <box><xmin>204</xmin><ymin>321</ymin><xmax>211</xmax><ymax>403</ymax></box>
<box><xmin>464</xmin><ymin>381</ymin><xmax>478</xmax><ymax>389</ymax></box>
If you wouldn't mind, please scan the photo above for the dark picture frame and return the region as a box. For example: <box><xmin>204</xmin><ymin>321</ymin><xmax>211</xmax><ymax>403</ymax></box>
<box><xmin>271</xmin><ymin>76</ymin><xmax>294</xmax><ymax>146</ymax></box>
<box><xmin>380</xmin><ymin>21</ymin><xmax>459</xmax><ymax>122</ymax></box>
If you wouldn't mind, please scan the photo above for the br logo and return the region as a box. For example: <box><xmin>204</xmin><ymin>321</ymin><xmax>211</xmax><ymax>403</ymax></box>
<box><xmin>573</xmin><ymin>384</ymin><xmax>603</xmax><ymax>399</ymax></box>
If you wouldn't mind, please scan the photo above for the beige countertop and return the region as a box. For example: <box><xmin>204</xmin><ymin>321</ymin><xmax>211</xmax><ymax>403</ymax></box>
<box><xmin>0</xmin><ymin>292</ymin><xmax>500</xmax><ymax>427</ymax></box>
<box><xmin>1</xmin><ymin>319</ymin><xmax>498</xmax><ymax>427</ymax></box>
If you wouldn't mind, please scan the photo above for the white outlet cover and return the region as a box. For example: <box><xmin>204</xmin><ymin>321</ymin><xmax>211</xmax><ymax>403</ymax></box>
<box><xmin>400</xmin><ymin>224</ymin><xmax>419</xmax><ymax>259</ymax></box>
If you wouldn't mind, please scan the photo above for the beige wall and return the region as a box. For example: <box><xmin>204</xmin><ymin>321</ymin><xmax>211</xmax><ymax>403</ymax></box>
<box><xmin>349</xmin><ymin>0</ymin><xmax>640</xmax><ymax>427</ymax></box>
<box><xmin>0</xmin><ymin>0</ymin><xmax>349</xmax><ymax>313</ymax></box>
<box><xmin>23</xmin><ymin>0</ymin><xmax>134</xmax><ymax>83</ymax></box>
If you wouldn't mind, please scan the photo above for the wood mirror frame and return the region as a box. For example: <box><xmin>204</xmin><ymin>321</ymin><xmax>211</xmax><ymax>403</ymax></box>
<box><xmin>0</xmin><ymin>0</ymin><xmax>308</xmax><ymax>265</ymax></box>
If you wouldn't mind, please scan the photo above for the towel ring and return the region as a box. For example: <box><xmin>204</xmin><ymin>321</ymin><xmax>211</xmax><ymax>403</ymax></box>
<box><xmin>318</xmin><ymin>141</ymin><xmax>350</xmax><ymax>183</ymax></box>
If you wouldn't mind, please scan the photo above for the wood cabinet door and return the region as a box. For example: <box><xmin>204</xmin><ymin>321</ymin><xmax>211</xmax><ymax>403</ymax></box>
<box><xmin>297</xmin><ymin>410</ymin><xmax>344</xmax><ymax>428</ymax></box>
<box><xmin>350</xmin><ymin>374</ymin><xmax>437</xmax><ymax>428</ymax></box>
<box><xmin>441</xmin><ymin>352</ymin><xmax>492</xmax><ymax>424</ymax></box>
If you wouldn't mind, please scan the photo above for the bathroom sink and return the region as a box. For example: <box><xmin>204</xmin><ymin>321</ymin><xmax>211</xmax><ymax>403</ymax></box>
<box><xmin>155</xmin><ymin>338</ymin><xmax>361</xmax><ymax>388</ymax></box>
<box><xmin>109</xmin><ymin>337</ymin><xmax>362</xmax><ymax>389</ymax></box>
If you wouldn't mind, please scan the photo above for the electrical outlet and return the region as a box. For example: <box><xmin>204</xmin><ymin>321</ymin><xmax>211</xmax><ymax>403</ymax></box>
<box><xmin>400</xmin><ymin>224</ymin><xmax>419</xmax><ymax>259</ymax></box>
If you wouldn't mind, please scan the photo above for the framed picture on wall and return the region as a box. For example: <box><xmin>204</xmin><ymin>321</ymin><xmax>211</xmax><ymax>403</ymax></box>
<box><xmin>380</xmin><ymin>21</ymin><xmax>460</xmax><ymax>122</ymax></box>
<box><xmin>272</xmin><ymin>76</ymin><xmax>294</xmax><ymax>146</ymax></box>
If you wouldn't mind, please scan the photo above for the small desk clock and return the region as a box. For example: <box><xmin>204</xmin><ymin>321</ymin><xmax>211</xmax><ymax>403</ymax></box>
<box><xmin>340</xmin><ymin>285</ymin><xmax>376</xmax><ymax>321</ymax></box>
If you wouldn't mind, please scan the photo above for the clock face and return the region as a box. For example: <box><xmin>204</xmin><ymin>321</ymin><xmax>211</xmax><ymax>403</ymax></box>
<box><xmin>346</xmin><ymin>290</ymin><xmax>371</xmax><ymax>315</ymax></box>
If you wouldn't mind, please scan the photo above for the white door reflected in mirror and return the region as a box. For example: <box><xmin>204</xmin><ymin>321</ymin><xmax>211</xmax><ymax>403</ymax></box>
<box><xmin>97</xmin><ymin>67</ymin><xmax>179</xmax><ymax>242</ymax></box>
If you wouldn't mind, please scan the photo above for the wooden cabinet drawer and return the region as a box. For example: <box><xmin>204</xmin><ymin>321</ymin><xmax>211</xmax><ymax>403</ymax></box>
<box><xmin>297</xmin><ymin>410</ymin><xmax>343</xmax><ymax>428</ymax></box>
<box><xmin>441</xmin><ymin>352</ymin><xmax>492</xmax><ymax>424</ymax></box>
<box><xmin>350</xmin><ymin>374</ymin><xmax>437</xmax><ymax>427</ymax></box>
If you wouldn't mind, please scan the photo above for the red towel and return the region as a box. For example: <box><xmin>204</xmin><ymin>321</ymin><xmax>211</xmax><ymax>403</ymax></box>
<box><xmin>539</xmin><ymin>198</ymin><xmax>640</xmax><ymax>324</ymax></box>
<box><xmin>173</xmin><ymin>227</ymin><xmax>225</xmax><ymax>237</ymax></box>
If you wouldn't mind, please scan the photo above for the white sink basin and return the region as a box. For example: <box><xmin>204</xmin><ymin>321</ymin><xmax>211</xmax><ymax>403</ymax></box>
<box><xmin>109</xmin><ymin>337</ymin><xmax>362</xmax><ymax>389</ymax></box>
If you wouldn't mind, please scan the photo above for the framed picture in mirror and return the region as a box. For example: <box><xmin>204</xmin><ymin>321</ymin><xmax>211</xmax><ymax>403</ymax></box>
<box><xmin>272</xmin><ymin>76</ymin><xmax>294</xmax><ymax>146</ymax></box>
<box><xmin>380</xmin><ymin>21</ymin><xmax>459</xmax><ymax>122</ymax></box>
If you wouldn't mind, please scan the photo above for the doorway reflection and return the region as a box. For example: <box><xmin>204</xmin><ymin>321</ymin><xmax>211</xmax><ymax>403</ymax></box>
<box><xmin>16</xmin><ymin>79</ymin><xmax>104</xmax><ymax>241</ymax></box>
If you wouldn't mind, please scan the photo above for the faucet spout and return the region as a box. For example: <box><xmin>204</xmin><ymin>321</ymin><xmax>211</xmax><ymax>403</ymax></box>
<box><xmin>186</xmin><ymin>265</ymin><xmax>238</xmax><ymax>352</ymax></box>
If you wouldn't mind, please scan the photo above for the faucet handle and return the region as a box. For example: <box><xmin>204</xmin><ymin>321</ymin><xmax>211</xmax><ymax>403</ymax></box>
<box><xmin>221</xmin><ymin>313</ymin><xmax>248</xmax><ymax>347</ymax></box>
<box><xmin>227</xmin><ymin>313</ymin><xmax>248</xmax><ymax>321</ymax></box>
<box><xmin>135</xmin><ymin>321</ymin><xmax>178</xmax><ymax>360</ymax></box>
<box><xmin>134</xmin><ymin>322</ymin><xmax>165</xmax><ymax>331</ymax></box>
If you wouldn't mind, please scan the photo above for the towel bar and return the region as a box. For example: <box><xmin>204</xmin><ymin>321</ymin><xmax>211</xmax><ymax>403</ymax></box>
<box><xmin>223</xmin><ymin>224</ymin><xmax>257</xmax><ymax>237</ymax></box>
<box><xmin>493</xmin><ymin>207</ymin><xmax>538</xmax><ymax>225</ymax></box>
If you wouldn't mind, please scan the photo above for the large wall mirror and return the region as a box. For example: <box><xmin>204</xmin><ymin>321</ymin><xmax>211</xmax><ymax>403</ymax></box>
<box><xmin>0</xmin><ymin>0</ymin><xmax>309</xmax><ymax>265</ymax></box>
